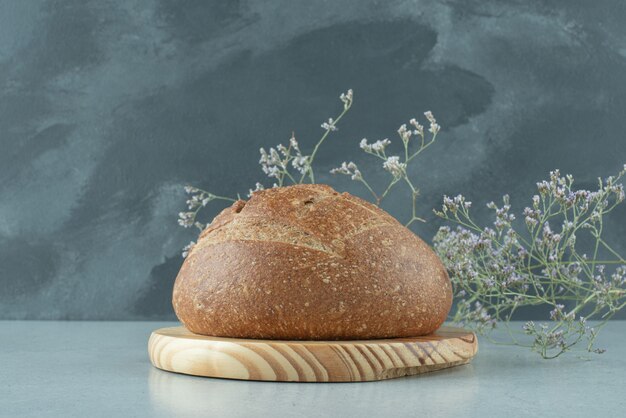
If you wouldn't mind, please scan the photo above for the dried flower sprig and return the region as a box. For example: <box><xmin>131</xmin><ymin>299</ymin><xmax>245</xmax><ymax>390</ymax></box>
<box><xmin>331</xmin><ymin>111</ymin><xmax>441</xmax><ymax>226</ymax></box>
<box><xmin>433</xmin><ymin>167</ymin><xmax>626</xmax><ymax>358</ymax></box>
<box><xmin>178</xmin><ymin>186</ymin><xmax>236</xmax><ymax>231</ymax></box>
<box><xmin>179</xmin><ymin>89</ymin><xmax>355</xmax><ymax>249</ymax></box>
<box><xmin>180</xmin><ymin>89</ymin><xmax>442</xmax><ymax>251</ymax></box>
<box><xmin>256</xmin><ymin>89</ymin><xmax>354</xmax><ymax>188</ymax></box>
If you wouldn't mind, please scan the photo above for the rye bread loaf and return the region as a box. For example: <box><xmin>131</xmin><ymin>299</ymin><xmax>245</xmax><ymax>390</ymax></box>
<box><xmin>172</xmin><ymin>184</ymin><xmax>452</xmax><ymax>340</ymax></box>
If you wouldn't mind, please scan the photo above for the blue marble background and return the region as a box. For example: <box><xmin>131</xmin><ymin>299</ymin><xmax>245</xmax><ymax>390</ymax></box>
<box><xmin>1</xmin><ymin>0</ymin><xmax>625</xmax><ymax>320</ymax></box>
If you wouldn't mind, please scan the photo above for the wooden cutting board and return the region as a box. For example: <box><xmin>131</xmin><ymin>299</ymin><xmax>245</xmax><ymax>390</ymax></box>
<box><xmin>148</xmin><ymin>326</ymin><xmax>477</xmax><ymax>382</ymax></box>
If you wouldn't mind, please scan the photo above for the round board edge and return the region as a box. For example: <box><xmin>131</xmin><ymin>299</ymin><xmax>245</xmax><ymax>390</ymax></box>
<box><xmin>148</xmin><ymin>326</ymin><xmax>477</xmax><ymax>382</ymax></box>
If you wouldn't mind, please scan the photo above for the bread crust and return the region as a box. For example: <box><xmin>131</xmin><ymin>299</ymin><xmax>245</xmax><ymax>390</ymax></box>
<box><xmin>173</xmin><ymin>184</ymin><xmax>452</xmax><ymax>340</ymax></box>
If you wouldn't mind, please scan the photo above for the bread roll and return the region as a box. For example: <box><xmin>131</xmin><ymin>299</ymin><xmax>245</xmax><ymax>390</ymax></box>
<box><xmin>173</xmin><ymin>184</ymin><xmax>452</xmax><ymax>340</ymax></box>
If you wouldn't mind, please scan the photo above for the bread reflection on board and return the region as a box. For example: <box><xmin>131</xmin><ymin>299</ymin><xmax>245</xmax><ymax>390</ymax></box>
<box><xmin>148</xmin><ymin>363</ymin><xmax>479</xmax><ymax>416</ymax></box>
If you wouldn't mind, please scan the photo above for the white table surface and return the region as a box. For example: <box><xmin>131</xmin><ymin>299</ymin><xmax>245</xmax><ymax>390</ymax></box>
<box><xmin>1</xmin><ymin>320</ymin><xmax>624</xmax><ymax>417</ymax></box>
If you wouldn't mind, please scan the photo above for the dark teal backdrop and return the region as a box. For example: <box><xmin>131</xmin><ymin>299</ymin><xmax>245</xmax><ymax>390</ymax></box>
<box><xmin>1</xmin><ymin>0</ymin><xmax>625</xmax><ymax>319</ymax></box>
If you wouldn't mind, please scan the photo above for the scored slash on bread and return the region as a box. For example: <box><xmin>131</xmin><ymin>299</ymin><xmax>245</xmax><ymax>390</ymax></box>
<box><xmin>173</xmin><ymin>184</ymin><xmax>452</xmax><ymax>340</ymax></box>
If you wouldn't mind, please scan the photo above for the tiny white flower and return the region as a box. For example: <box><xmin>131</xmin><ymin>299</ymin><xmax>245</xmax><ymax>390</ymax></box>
<box><xmin>359</xmin><ymin>138</ymin><xmax>372</xmax><ymax>152</ymax></box>
<box><xmin>383</xmin><ymin>156</ymin><xmax>406</xmax><ymax>178</ymax></box>
<box><xmin>424</xmin><ymin>111</ymin><xmax>440</xmax><ymax>134</ymax></box>
<box><xmin>182</xmin><ymin>241</ymin><xmax>196</xmax><ymax>258</ymax></box>
<box><xmin>277</xmin><ymin>143</ymin><xmax>289</xmax><ymax>157</ymax></box>
<box><xmin>259</xmin><ymin>147</ymin><xmax>269</xmax><ymax>164</ymax></box>
<box><xmin>289</xmin><ymin>135</ymin><xmax>300</xmax><ymax>151</ymax></box>
<box><xmin>409</xmin><ymin>118</ymin><xmax>424</xmax><ymax>136</ymax></box>
<box><xmin>292</xmin><ymin>155</ymin><xmax>310</xmax><ymax>174</ymax></box>
<box><xmin>339</xmin><ymin>89</ymin><xmax>353</xmax><ymax>108</ymax></box>
<box><xmin>330</xmin><ymin>161</ymin><xmax>362</xmax><ymax>181</ymax></box>
<box><xmin>398</xmin><ymin>124</ymin><xmax>411</xmax><ymax>144</ymax></box>
<box><xmin>267</xmin><ymin>166</ymin><xmax>280</xmax><ymax>178</ymax></box>
<box><xmin>371</xmin><ymin>139</ymin><xmax>391</xmax><ymax>152</ymax></box>
<box><xmin>247</xmin><ymin>182</ymin><xmax>265</xmax><ymax>197</ymax></box>
<box><xmin>321</xmin><ymin>118</ymin><xmax>338</xmax><ymax>131</ymax></box>
<box><xmin>269</xmin><ymin>147</ymin><xmax>282</xmax><ymax>165</ymax></box>
<box><xmin>178</xmin><ymin>211</ymin><xmax>195</xmax><ymax>228</ymax></box>
<box><xmin>350</xmin><ymin>167</ymin><xmax>363</xmax><ymax>181</ymax></box>
<box><xmin>360</xmin><ymin>138</ymin><xmax>390</xmax><ymax>154</ymax></box>
<box><xmin>330</xmin><ymin>161</ymin><xmax>351</xmax><ymax>175</ymax></box>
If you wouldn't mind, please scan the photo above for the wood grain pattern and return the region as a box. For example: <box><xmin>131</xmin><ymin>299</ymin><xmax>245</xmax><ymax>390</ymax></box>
<box><xmin>148</xmin><ymin>326</ymin><xmax>477</xmax><ymax>382</ymax></box>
